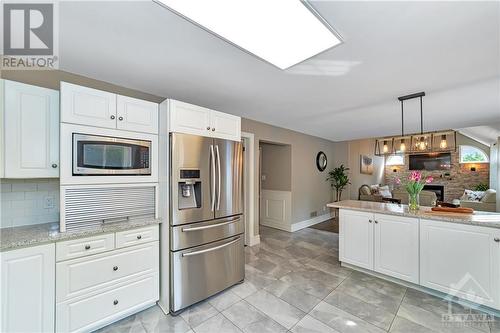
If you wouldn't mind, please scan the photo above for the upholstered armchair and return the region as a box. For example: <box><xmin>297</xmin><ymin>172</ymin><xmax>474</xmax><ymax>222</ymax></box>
<box><xmin>460</xmin><ymin>189</ymin><xmax>497</xmax><ymax>212</ymax></box>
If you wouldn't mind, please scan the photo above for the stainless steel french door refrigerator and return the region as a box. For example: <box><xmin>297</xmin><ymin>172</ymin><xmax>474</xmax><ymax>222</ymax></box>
<box><xmin>169</xmin><ymin>133</ymin><xmax>244</xmax><ymax>314</ymax></box>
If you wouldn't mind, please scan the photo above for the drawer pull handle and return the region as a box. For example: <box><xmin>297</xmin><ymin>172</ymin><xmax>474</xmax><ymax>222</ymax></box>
<box><xmin>374</xmin><ymin>220</ymin><xmax>379</xmax><ymax>224</ymax></box>
<box><xmin>182</xmin><ymin>217</ymin><xmax>240</xmax><ymax>232</ymax></box>
<box><xmin>113</xmin><ymin>300</ymin><xmax>119</xmax><ymax>305</ymax></box>
<box><xmin>118</xmin><ymin>116</ymin><xmax>124</xmax><ymax>121</ymax></box>
<box><xmin>113</xmin><ymin>266</ymin><xmax>118</xmax><ymax>271</ymax></box>
<box><xmin>207</xmin><ymin>126</ymin><xmax>211</xmax><ymax>130</ymax></box>
<box><xmin>137</xmin><ymin>235</ymin><xmax>142</xmax><ymax>240</ymax></box>
<box><xmin>110</xmin><ymin>115</ymin><xmax>115</xmax><ymax>120</ymax></box>
<box><xmin>212</xmin><ymin>128</ymin><xmax>215</xmax><ymax>131</ymax></box>
<box><xmin>368</xmin><ymin>219</ymin><xmax>372</xmax><ymax>223</ymax></box>
<box><xmin>84</xmin><ymin>245</ymin><xmax>91</xmax><ymax>250</ymax></box>
<box><xmin>182</xmin><ymin>238</ymin><xmax>239</xmax><ymax>257</ymax></box>
<box><xmin>494</xmin><ymin>238</ymin><xmax>500</xmax><ymax>242</ymax></box>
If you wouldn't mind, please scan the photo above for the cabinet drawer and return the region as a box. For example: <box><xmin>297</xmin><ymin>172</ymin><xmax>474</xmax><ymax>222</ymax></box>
<box><xmin>56</xmin><ymin>242</ymin><xmax>159</xmax><ymax>302</ymax></box>
<box><xmin>115</xmin><ymin>225</ymin><xmax>159</xmax><ymax>249</ymax></box>
<box><xmin>56</xmin><ymin>273</ymin><xmax>158</xmax><ymax>333</ymax></box>
<box><xmin>56</xmin><ymin>234</ymin><xmax>115</xmax><ymax>262</ymax></box>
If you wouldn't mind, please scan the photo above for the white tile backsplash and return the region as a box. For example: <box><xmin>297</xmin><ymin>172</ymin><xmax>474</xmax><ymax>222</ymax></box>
<box><xmin>0</xmin><ymin>179</ymin><xmax>59</xmax><ymax>228</ymax></box>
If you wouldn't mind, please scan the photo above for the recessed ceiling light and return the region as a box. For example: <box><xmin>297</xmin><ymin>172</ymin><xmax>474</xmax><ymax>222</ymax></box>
<box><xmin>154</xmin><ymin>0</ymin><xmax>342</xmax><ymax>70</ymax></box>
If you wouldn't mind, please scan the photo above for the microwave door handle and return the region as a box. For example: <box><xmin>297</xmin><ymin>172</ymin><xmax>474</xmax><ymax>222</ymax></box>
<box><xmin>210</xmin><ymin>145</ymin><xmax>216</xmax><ymax>211</ymax></box>
<box><xmin>216</xmin><ymin>145</ymin><xmax>221</xmax><ymax>211</ymax></box>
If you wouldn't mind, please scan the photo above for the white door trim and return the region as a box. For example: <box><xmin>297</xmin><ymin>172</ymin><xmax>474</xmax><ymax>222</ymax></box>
<box><xmin>242</xmin><ymin>131</ymin><xmax>259</xmax><ymax>246</ymax></box>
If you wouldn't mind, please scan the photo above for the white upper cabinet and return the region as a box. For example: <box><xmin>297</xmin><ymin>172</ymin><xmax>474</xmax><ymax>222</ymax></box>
<box><xmin>210</xmin><ymin>110</ymin><xmax>241</xmax><ymax>141</ymax></box>
<box><xmin>339</xmin><ymin>209</ymin><xmax>374</xmax><ymax>270</ymax></box>
<box><xmin>1</xmin><ymin>243</ymin><xmax>55</xmax><ymax>333</ymax></box>
<box><xmin>167</xmin><ymin>99</ymin><xmax>241</xmax><ymax>141</ymax></box>
<box><xmin>117</xmin><ymin>96</ymin><xmax>158</xmax><ymax>134</ymax></box>
<box><xmin>373</xmin><ymin>214</ymin><xmax>419</xmax><ymax>284</ymax></box>
<box><xmin>420</xmin><ymin>219</ymin><xmax>500</xmax><ymax>309</ymax></box>
<box><xmin>3</xmin><ymin>80</ymin><xmax>59</xmax><ymax>178</ymax></box>
<box><xmin>61</xmin><ymin>82</ymin><xmax>117</xmax><ymax>129</ymax></box>
<box><xmin>61</xmin><ymin>82</ymin><xmax>158</xmax><ymax>134</ymax></box>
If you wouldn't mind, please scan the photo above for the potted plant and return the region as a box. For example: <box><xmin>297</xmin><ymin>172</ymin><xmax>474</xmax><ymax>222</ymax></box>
<box><xmin>327</xmin><ymin>164</ymin><xmax>350</xmax><ymax>202</ymax></box>
<box><xmin>396</xmin><ymin>171</ymin><xmax>433</xmax><ymax>212</ymax></box>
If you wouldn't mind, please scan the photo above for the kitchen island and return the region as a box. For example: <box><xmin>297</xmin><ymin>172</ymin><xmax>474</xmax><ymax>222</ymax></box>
<box><xmin>327</xmin><ymin>200</ymin><xmax>500</xmax><ymax>312</ymax></box>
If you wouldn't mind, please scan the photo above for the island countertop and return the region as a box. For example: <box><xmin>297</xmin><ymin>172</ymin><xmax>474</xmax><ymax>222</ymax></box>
<box><xmin>327</xmin><ymin>200</ymin><xmax>500</xmax><ymax>229</ymax></box>
<box><xmin>0</xmin><ymin>218</ymin><xmax>162</xmax><ymax>252</ymax></box>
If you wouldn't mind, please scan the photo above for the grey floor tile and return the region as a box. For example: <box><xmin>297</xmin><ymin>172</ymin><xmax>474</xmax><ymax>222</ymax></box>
<box><xmin>336</xmin><ymin>277</ymin><xmax>403</xmax><ymax>313</ymax></box>
<box><xmin>245</xmin><ymin>289</ymin><xmax>305</xmax><ymax>329</ymax></box>
<box><xmin>279</xmin><ymin>270</ymin><xmax>337</xmax><ymax>299</ymax></box>
<box><xmin>397</xmin><ymin>302</ymin><xmax>488</xmax><ymax>333</ymax></box>
<box><xmin>264</xmin><ymin>280</ymin><xmax>322</xmax><ymax>313</ymax></box>
<box><xmin>193</xmin><ymin>313</ymin><xmax>242</xmax><ymax>333</ymax></box>
<box><xmin>389</xmin><ymin>316</ymin><xmax>437</xmax><ymax>332</ymax></box>
<box><xmin>324</xmin><ymin>290</ymin><xmax>396</xmax><ymax>330</ymax></box>
<box><xmin>309</xmin><ymin>301</ymin><xmax>386</xmax><ymax>333</ymax></box>
<box><xmin>180</xmin><ymin>301</ymin><xmax>219</xmax><ymax>328</ymax></box>
<box><xmin>136</xmin><ymin>306</ymin><xmax>191</xmax><ymax>333</ymax></box>
<box><xmin>94</xmin><ymin>315</ymin><xmax>145</xmax><ymax>333</ymax></box>
<box><xmin>290</xmin><ymin>315</ymin><xmax>341</xmax><ymax>333</ymax></box>
<box><xmin>209</xmin><ymin>289</ymin><xmax>242</xmax><ymax>312</ymax></box>
<box><xmin>222</xmin><ymin>300</ymin><xmax>287</xmax><ymax>333</ymax></box>
<box><xmin>348</xmin><ymin>271</ymin><xmax>407</xmax><ymax>299</ymax></box>
<box><xmin>231</xmin><ymin>280</ymin><xmax>260</xmax><ymax>299</ymax></box>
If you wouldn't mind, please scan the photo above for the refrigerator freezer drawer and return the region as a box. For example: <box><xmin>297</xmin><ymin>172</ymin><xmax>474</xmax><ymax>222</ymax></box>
<box><xmin>170</xmin><ymin>215</ymin><xmax>244</xmax><ymax>251</ymax></box>
<box><xmin>170</xmin><ymin>235</ymin><xmax>244</xmax><ymax>313</ymax></box>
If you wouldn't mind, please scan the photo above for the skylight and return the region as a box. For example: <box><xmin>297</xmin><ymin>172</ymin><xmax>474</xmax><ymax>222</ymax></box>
<box><xmin>155</xmin><ymin>0</ymin><xmax>342</xmax><ymax>70</ymax></box>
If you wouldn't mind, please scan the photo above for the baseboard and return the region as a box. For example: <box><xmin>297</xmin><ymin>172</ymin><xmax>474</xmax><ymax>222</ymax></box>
<box><xmin>290</xmin><ymin>212</ymin><xmax>335</xmax><ymax>232</ymax></box>
<box><xmin>260</xmin><ymin>220</ymin><xmax>292</xmax><ymax>232</ymax></box>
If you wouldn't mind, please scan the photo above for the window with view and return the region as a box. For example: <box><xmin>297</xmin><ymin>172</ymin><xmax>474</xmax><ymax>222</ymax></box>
<box><xmin>459</xmin><ymin>145</ymin><xmax>489</xmax><ymax>163</ymax></box>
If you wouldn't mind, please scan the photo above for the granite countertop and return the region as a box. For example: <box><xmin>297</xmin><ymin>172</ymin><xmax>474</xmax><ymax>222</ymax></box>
<box><xmin>0</xmin><ymin>218</ymin><xmax>162</xmax><ymax>252</ymax></box>
<box><xmin>327</xmin><ymin>200</ymin><xmax>500</xmax><ymax>229</ymax></box>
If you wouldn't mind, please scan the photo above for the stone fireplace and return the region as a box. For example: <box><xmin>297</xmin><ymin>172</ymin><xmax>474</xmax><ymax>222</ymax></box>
<box><xmin>423</xmin><ymin>184</ymin><xmax>445</xmax><ymax>202</ymax></box>
<box><xmin>385</xmin><ymin>150</ymin><xmax>489</xmax><ymax>202</ymax></box>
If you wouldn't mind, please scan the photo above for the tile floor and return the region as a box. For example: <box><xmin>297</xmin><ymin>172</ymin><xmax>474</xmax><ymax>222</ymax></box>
<box><xmin>97</xmin><ymin>226</ymin><xmax>499</xmax><ymax>333</ymax></box>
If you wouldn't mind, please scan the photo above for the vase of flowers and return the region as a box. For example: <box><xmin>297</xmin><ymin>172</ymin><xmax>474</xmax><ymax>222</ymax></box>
<box><xmin>396</xmin><ymin>171</ymin><xmax>433</xmax><ymax>213</ymax></box>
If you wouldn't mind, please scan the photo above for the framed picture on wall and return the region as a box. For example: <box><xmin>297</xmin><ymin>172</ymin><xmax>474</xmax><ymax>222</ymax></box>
<box><xmin>360</xmin><ymin>155</ymin><xmax>374</xmax><ymax>175</ymax></box>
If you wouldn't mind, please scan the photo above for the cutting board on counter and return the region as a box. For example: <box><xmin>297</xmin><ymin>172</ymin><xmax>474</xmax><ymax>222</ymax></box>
<box><xmin>426</xmin><ymin>207</ymin><xmax>475</xmax><ymax>216</ymax></box>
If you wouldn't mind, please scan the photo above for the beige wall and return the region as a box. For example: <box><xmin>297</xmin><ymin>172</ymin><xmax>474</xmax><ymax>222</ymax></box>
<box><xmin>347</xmin><ymin>139</ymin><xmax>385</xmax><ymax>200</ymax></box>
<box><xmin>260</xmin><ymin>143</ymin><xmax>291</xmax><ymax>191</ymax></box>
<box><xmin>1</xmin><ymin>70</ymin><xmax>164</xmax><ymax>103</ymax></box>
<box><xmin>242</xmin><ymin>118</ymin><xmax>339</xmax><ymax>231</ymax></box>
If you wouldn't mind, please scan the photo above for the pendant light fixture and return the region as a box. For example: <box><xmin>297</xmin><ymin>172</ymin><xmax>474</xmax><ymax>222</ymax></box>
<box><xmin>374</xmin><ymin>91</ymin><xmax>457</xmax><ymax>156</ymax></box>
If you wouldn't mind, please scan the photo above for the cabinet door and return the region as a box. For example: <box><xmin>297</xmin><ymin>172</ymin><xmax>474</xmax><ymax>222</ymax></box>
<box><xmin>420</xmin><ymin>219</ymin><xmax>500</xmax><ymax>309</ymax></box>
<box><xmin>4</xmin><ymin>80</ymin><xmax>59</xmax><ymax>178</ymax></box>
<box><xmin>168</xmin><ymin>100</ymin><xmax>211</xmax><ymax>136</ymax></box>
<box><xmin>374</xmin><ymin>214</ymin><xmax>419</xmax><ymax>283</ymax></box>
<box><xmin>61</xmin><ymin>82</ymin><xmax>117</xmax><ymax>128</ymax></box>
<box><xmin>339</xmin><ymin>209</ymin><xmax>374</xmax><ymax>270</ymax></box>
<box><xmin>1</xmin><ymin>244</ymin><xmax>55</xmax><ymax>333</ymax></box>
<box><xmin>210</xmin><ymin>110</ymin><xmax>241</xmax><ymax>141</ymax></box>
<box><xmin>116</xmin><ymin>95</ymin><xmax>158</xmax><ymax>134</ymax></box>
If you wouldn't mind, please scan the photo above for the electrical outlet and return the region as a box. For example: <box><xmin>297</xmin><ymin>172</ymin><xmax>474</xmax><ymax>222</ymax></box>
<box><xmin>44</xmin><ymin>196</ymin><xmax>55</xmax><ymax>209</ymax></box>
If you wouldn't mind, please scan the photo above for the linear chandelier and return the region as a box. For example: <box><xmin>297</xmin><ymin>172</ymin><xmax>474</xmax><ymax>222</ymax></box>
<box><xmin>375</xmin><ymin>92</ymin><xmax>457</xmax><ymax>156</ymax></box>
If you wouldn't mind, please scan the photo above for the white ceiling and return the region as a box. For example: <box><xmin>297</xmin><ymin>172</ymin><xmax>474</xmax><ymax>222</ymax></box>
<box><xmin>59</xmin><ymin>1</ymin><xmax>500</xmax><ymax>142</ymax></box>
<box><xmin>458</xmin><ymin>122</ymin><xmax>500</xmax><ymax>146</ymax></box>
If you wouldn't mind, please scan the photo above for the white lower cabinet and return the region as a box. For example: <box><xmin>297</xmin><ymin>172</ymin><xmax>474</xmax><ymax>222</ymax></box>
<box><xmin>420</xmin><ymin>219</ymin><xmax>500</xmax><ymax>309</ymax></box>
<box><xmin>1</xmin><ymin>244</ymin><xmax>55</xmax><ymax>333</ymax></box>
<box><xmin>339</xmin><ymin>210</ymin><xmax>374</xmax><ymax>270</ymax></box>
<box><xmin>55</xmin><ymin>225</ymin><xmax>160</xmax><ymax>333</ymax></box>
<box><xmin>340</xmin><ymin>210</ymin><xmax>419</xmax><ymax>283</ymax></box>
<box><xmin>373</xmin><ymin>214</ymin><xmax>419</xmax><ymax>283</ymax></box>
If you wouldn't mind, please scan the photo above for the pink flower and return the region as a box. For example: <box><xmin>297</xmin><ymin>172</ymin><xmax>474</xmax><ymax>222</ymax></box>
<box><xmin>425</xmin><ymin>176</ymin><xmax>433</xmax><ymax>184</ymax></box>
<box><xmin>409</xmin><ymin>171</ymin><xmax>422</xmax><ymax>182</ymax></box>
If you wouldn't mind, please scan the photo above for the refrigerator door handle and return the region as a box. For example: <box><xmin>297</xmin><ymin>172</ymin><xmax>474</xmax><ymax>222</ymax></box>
<box><xmin>210</xmin><ymin>145</ymin><xmax>216</xmax><ymax>211</ymax></box>
<box><xmin>216</xmin><ymin>145</ymin><xmax>221</xmax><ymax>210</ymax></box>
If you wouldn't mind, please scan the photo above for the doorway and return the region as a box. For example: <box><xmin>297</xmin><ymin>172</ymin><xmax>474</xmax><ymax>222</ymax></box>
<box><xmin>258</xmin><ymin>141</ymin><xmax>292</xmax><ymax>232</ymax></box>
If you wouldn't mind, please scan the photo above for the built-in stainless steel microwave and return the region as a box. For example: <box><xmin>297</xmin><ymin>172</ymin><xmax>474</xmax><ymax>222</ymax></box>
<box><xmin>73</xmin><ymin>133</ymin><xmax>151</xmax><ymax>175</ymax></box>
